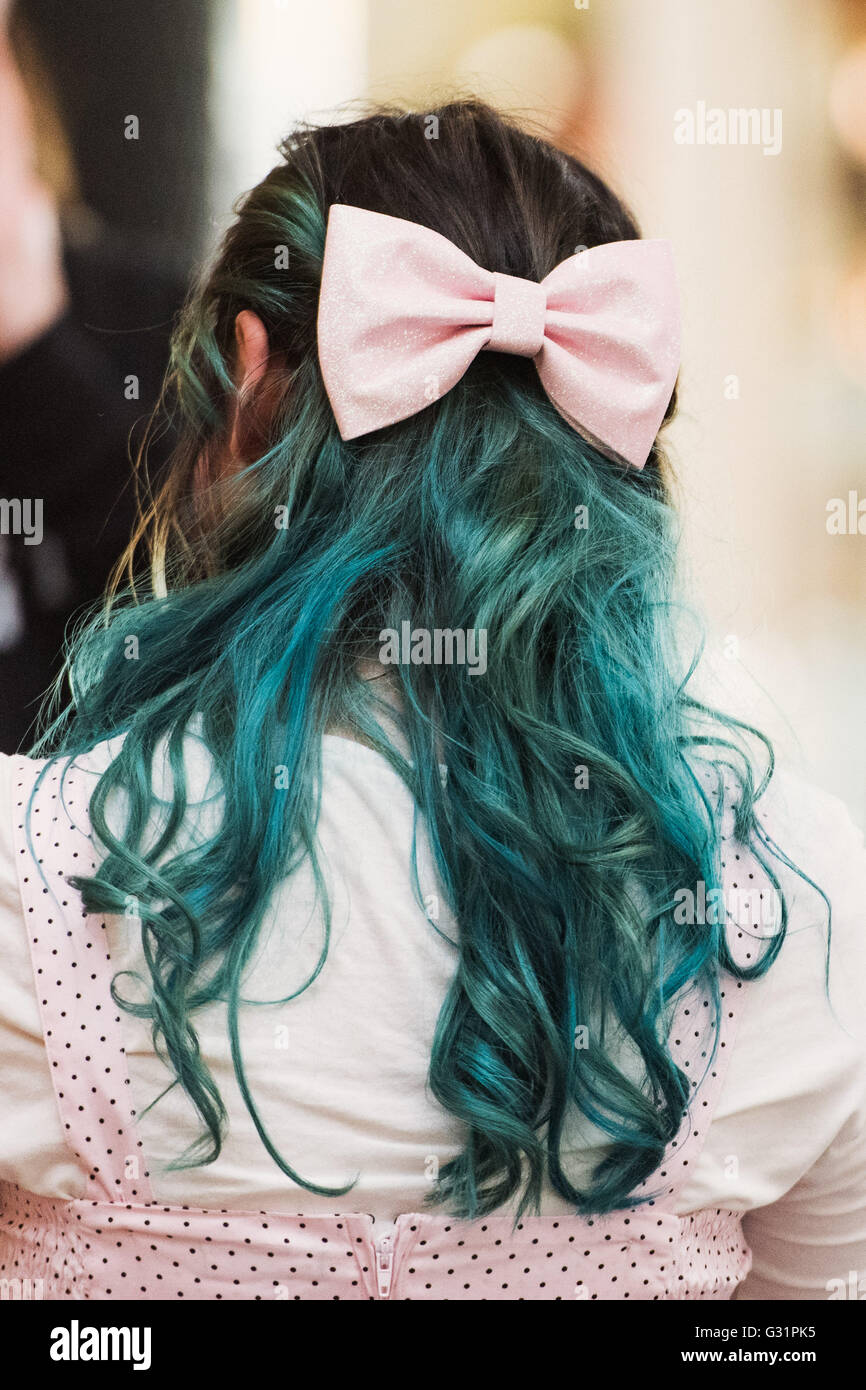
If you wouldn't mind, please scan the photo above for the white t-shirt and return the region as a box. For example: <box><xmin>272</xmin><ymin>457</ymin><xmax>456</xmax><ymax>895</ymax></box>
<box><xmin>0</xmin><ymin>734</ymin><xmax>864</xmax><ymax>1301</ymax></box>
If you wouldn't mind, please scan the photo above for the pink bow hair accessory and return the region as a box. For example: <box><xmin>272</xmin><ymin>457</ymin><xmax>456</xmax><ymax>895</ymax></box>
<box><xmin>316</xmin><ymin>203</ymin><xmax>680</xmax><ymax>470</ymax></box>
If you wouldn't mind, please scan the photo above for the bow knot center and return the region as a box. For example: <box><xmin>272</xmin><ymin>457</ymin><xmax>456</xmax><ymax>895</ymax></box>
<box><xmin>486</xmin><ymin>272</ymin><xmax>547</xmax><ymax>359</ymax></box>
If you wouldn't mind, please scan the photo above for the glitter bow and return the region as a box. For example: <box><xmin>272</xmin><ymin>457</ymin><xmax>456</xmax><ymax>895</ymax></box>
<box><xmin>316</xmin><ymin>203</ymin><xmax>680</xmax><ymax>470</ymax></box>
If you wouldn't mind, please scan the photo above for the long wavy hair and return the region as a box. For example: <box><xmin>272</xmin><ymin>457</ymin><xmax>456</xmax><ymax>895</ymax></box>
<box><xmin>34</xmin><ymin>100</ymin><xmax>803</xmax><ymax>1220</ymax></box>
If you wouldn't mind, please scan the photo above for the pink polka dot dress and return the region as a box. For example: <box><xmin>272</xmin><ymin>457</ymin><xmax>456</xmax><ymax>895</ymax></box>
<box><xmin>0</xmin><ymin>755</ymin><xmax>753</xmax><ymax>1299</ymax></box>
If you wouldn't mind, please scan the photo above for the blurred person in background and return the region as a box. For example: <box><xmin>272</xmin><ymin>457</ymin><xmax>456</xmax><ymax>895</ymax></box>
<box><xmin>0</xmin><ymin>0</ymin><xmax>187</xmax><ymax>753</ymax></box>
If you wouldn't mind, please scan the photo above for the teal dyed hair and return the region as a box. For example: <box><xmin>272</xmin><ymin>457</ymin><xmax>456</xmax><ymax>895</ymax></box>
<box><xmin>33</xmin><ymin>101</ymin><xmax>815</xmax><ymax>1219</ymax></box>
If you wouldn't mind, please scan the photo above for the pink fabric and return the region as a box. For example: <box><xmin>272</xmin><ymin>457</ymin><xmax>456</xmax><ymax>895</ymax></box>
<box><xmin>0</xmin><ymin>754</ymin><xmax>751</xmax><ymax>1300</ymax></box>
<box><xmin>316</xmin><ymin>204</ymin><xmax>681</xmax><ymax>469</ymax></box>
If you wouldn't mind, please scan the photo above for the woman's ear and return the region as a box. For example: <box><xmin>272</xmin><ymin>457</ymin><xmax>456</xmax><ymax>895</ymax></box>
<box><xmin>228</xmin><ymin>309</ymin><xmax>286</xmax><ymax>462</ymax></box>
<box><xmin>195</xmin><ymin>310</ymin><xmax>286</xmax><ymax>495</ymax></box>
<box><xmin>233</xmin><ymin>309</ymin><xmax>271</xmax><ymax>394</ymax></box>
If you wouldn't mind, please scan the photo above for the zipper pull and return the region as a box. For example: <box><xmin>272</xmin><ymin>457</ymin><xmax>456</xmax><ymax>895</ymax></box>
<box><xmin>375</xmin><ymin>1232</ymin><xmax>394</xmax><ymax>1299</ymax></box>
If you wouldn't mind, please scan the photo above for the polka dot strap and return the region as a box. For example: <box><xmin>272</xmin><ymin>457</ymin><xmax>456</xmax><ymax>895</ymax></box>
<box><xmin>10</xmin><ymin>755</ymin><xmax>153</xmax><ymax>1205</ymax></box>
<box><xmin>634</xmin><ymin>970</ymin><xmax>747</xmax><ymax>1213</ymax></box>
<box><xmin>638</xmin><ymin>761</ymin><xmax>769</xmax><ymax>1211</ymax></box>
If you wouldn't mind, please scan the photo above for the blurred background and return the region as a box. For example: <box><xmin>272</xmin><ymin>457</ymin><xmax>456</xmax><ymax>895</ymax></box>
<box><xmin>2</xmin><ymin>0</ymin><xmax>864</xmax><ymax>825</ymax></box>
